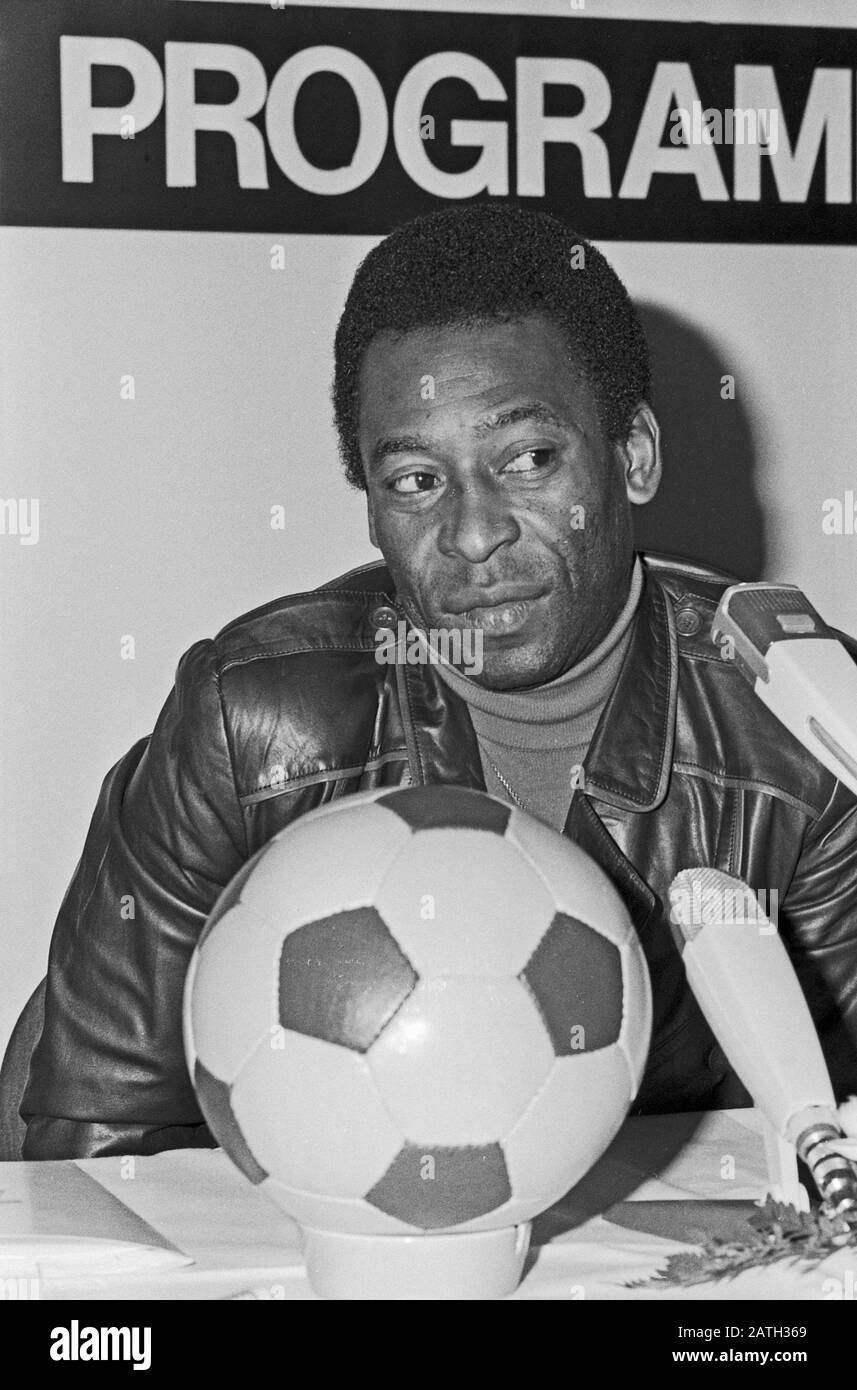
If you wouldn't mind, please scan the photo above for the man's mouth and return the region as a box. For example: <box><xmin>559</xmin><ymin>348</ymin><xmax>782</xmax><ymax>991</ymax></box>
<box><xmin>445</xmin><ymin>586</ymin><xmax>547</xmax><ymax>635</ymax></box>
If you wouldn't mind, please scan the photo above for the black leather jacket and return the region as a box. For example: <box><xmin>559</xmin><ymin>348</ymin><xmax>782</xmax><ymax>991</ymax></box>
<box><xmin>22</xmin><ymin>553</ymin><xmax>857</xmax><ymax>1159</ymax></box>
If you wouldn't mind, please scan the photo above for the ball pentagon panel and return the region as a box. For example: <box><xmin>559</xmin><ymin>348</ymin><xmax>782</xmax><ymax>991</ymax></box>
<box><xmin>366</xmin><ymin>1141</ymin><xmax>512</xmax><ymax>1229</ymax></box>
<box><xmin>278</xmin><ymin>907</ymin><xmax>418</xmax><ymax>1052</ymax></box>
<box><xmin>376</xmin><ymin>785</ymin><xmax>511</xmax><ymax>834</ymax></box>
<box><xmin>520</xmin><ymin>911</ymin><xmax>625</xmax><ymax>1055</ymax></box>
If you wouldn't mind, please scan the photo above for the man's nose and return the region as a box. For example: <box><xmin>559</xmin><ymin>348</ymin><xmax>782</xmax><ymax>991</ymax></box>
<box><xmin>437</xmin><ymin>478</ymin><xmax>520</xmax><ymax>563</ymax></box>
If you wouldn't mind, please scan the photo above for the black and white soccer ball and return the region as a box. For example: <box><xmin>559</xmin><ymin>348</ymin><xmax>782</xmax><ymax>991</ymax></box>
<box><xmin>183</xmin><ymin>785</ymin><xmax>651</xmax><ymax>1234</ymax></box>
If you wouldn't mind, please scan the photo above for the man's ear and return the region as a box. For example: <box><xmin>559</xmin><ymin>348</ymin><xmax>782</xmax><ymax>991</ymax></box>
<box><xmin>366</xmin><ymin>494</ymin><xmax>380</xmax><ymax>550</ymax></box>
<box><xmin>619</xmin><ymin>403</ymin><xmax>662</xmax><ymax>506</ymax></box>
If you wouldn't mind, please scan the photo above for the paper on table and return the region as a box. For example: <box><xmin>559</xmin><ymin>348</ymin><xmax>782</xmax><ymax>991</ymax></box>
<box><xmin>521</xmin><ymin>1111</ymin><xmax>843</xmax><ymax>1301</ymax></box>
<box><xmin>0</xmin><ymin>1160</ymin><xmax>192</xmax><ymax>1277</ymax></box>
<box><xmin>626</xmin><ymin>1109</ymin><xmax>770</xmax><ymax>1199</ymax></box>
<box><xmin>530</xmin><ymin>1109</ymin><xmax>770</xmax><ymax>1245</ymax></box>
<box><xmin>79</xmin><ymin>1148</ymin><xmax>305</xmax><ymax>1275</ymax></box>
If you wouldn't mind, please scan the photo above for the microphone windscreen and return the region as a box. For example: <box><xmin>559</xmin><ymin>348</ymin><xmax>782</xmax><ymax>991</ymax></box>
<box><xmin>668</xmin><ymin>867</ymin><xmax>837</xmax><ymax>1133</ymax></box>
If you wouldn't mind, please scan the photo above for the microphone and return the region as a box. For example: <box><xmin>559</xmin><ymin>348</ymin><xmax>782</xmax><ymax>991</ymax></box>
<box><xmin>669</xmin><ymin>867</ymin><xmax>857</xmax><ymax>1225</ymax></box>
<box><xmin>710</xmin><ymin>582</ymin><xmax>857</xmax><ymax>798</ymax></box>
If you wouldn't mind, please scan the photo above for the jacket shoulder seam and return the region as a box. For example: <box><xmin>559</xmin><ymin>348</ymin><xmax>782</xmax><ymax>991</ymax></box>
<box><xmin>213</xmin><ymin>585</ymin><xmax>394</xmax><ymax>641</ymax></box>
<box><xmin>218</xmin><ymin>640</ymin><xmax>380</xmax><ymax>675</ymax></box>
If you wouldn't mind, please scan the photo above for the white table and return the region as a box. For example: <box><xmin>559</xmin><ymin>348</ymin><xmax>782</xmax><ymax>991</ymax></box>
<box><xmin>1</xmin><ymin>1109</ymin><xmax>851</xmax><ymax>1300</ymax></box>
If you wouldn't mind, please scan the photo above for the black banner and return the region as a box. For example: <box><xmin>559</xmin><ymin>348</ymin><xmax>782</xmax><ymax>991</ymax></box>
<box><xmin>1</xmin><ymin>0</ymin><xmax>856</xmax><ymax>241</ymax></box>
<box><xmin>3</xmin><ymin>1295</ymin><xmax>849</xmax><ymax>1368</ymax></box>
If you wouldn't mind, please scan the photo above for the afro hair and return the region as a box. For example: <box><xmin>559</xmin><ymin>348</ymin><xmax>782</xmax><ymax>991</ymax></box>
<box><xmin>332</xmin><ymin>202</ymin><xmax>650</xmax><ymax>490</ymax></box>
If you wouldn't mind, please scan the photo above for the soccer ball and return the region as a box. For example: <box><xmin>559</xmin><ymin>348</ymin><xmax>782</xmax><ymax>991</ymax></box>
<box><xmin>183</xmin><ymin>785</ymin><xmax>651</xmax><ymax>1237</ymax></box>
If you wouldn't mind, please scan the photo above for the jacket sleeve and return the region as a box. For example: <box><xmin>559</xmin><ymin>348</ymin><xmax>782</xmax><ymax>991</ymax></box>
<box><xmin>21</xmin><ymin>639</ymin><xmax>249</xmax><ymax>1159</ymax></box>
<box><xmin>780</xmin><ymin>778</ymin><xmax>857</xmax><ymax>1101</ymax></box>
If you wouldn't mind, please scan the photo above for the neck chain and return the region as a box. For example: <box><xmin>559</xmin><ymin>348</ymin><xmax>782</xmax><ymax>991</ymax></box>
<box><xmin>484</xmin><ymin>752</ymin><xmax>529</xmax><ymax>813</ymax></box>
<box><xmin>483</xmin><ymin>751</ymin><xmax>587</xmax><ymax>820</ymax></box>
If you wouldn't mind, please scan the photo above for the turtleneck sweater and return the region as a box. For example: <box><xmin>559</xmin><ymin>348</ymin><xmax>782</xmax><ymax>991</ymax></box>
<box><xmin>420</xmin><ymin>557</ymin><xmax>644</xmax><ymax>832</ymax></box>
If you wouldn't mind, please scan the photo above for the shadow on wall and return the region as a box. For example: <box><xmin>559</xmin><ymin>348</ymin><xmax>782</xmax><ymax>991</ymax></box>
<box><xmin>633</xmin><ymin>302</ymin><xmax>766</xmax><ymax>582</ymax></box>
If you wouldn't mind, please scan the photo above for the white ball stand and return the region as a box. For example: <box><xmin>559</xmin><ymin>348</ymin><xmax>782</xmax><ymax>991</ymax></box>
<box><xmin>301</xmin><ymin>1221</ymin><xmax>532</xmax><ymax>1300</ymax></box>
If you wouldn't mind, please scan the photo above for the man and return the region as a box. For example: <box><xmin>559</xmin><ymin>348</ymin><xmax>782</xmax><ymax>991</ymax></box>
<box><xmin>21</xmin><ymin>203</ymin><xmax>857</xmax><ymax>1159</ymax></box>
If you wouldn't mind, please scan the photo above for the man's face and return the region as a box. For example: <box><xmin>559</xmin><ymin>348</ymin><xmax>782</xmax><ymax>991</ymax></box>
<box><xmin>359</xmin><ymin>313</ymin><xmax>657</xmax><ymax>690</ymax></box>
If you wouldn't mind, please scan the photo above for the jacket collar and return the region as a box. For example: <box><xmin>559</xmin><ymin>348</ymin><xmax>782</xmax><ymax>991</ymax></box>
<box><xmin>579</xmin><ymin>561</ymin><xmax>679</xmax><ymax>813</ymax></box>
<box><xmin>398</xmin><ymin>557</ymin><xmax>679</xmax><ymax>815</ymax></box>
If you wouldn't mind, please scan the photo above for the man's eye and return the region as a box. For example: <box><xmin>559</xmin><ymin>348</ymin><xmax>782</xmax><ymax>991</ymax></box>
<box><xmin>389</xmin><ymin>472</ymin><xmax>440</xmax><ymax>495</ymax></box>
<box><xmin>502</xmin><ymin>448</ymin><xmax>554</xmax><ymax>474</ymax></box>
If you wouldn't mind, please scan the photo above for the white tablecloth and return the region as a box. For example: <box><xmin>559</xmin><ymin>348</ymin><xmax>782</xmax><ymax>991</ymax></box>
<box><xmin>1</xmin><ymin>1109</ymin><xmax>852</xmax><ymax>1299</ymax></box>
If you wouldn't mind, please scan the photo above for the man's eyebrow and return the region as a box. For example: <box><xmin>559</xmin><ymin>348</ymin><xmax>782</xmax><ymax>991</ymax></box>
<box><xmin>369</xmin><ymin>402</ymin><xmax>567</xmax><ymax>470</ymax></box>
<box><xmin>473</xmin><ymin>401</ymin><xmax>566</xmax><ymax>434</ymax></box>
<box><xmin>370</xmin><ymin>434</ymin><xmax>435</xmax><ymax>470</ymax></box>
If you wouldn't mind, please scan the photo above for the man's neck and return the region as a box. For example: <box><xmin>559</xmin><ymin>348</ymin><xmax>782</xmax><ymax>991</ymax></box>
<box><xmin>422</xmin><ymin>556</ymin><xmax>644</xmax><ymax>730</ymax></box>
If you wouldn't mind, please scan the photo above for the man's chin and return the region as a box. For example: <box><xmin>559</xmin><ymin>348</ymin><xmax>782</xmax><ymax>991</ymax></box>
<box><xmin>414</xmin><ymin>610</ymin><xmax>566</xmax><ymax>689</ymax></box>
<box><xmin>455</xmin><ymin>642</ymin><xmax>562</xmax><ymax>692</ymax></box>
